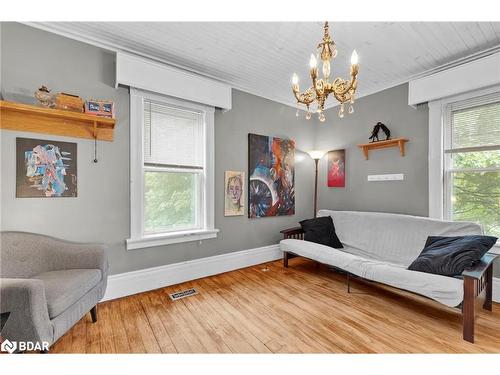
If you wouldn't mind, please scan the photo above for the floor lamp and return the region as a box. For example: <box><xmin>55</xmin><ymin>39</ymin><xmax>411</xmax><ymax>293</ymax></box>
<box><xmin>307</xmin><ymin>150</ymin><xmax>327</xmax><ymax>218</ymax></box>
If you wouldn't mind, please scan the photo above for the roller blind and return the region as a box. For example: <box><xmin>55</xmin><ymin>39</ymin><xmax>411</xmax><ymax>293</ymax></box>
<box><xmin>449</xmin><ymin>96</ymin><xmax>500</xmax><ymax>150</ymax></box>
<box><xmin>144</xmin><ymin>100</ymin><xmax>204</xmax><ymax>168</ymax></box>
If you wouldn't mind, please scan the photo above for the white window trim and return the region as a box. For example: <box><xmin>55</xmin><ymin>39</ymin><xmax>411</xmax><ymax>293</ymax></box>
<box><xmin>127</xmin><ymin>88</ymin><xmax>218</xmax><ymax>250</ymax></box>
<box><xmin>428</xmin><ymin>84</ymin><xmax>500</xmax><ymax>252</ymax></box>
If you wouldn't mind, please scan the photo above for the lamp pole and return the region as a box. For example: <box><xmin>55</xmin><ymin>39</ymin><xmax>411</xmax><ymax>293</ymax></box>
<box><xmin>313</xmin><ymin>158</ymin><xmax>319</xmax><ymax>218</ymax></box>
<box><xmin>307</xmin><ymin>150</ymin><xmax>325</xmax><ymax>219</ymax></box>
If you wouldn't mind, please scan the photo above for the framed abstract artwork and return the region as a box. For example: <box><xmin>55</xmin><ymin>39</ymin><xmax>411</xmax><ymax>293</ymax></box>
<box><xmin>16</xmin><ymin>137</ymin><xmax>77</xmax><ymax>198</ymax></box>
<box><xmin>224</xmin><ymin>171</ymin><xmax>245</xmax><ymax>216</ymax></box>
<box><xmin>248</xmin><ymin>133</ymin><xmax>295</xmax><ymax>218</ymax></box>
<box><xmin>327</xmin><ymin>149</ymin><xmax>346</xmax><ymax>188</ymax></box>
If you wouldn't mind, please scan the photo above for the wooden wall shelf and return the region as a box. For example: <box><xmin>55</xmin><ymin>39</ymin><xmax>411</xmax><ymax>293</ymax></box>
<box><xmin>358</xmin><ymin>137</ymin><xmax>409</xmax><ymax>160</ymax></box>
<box><xmin>0</xmin><ymin>100</ymin><xmax>116</xmax><ymax>141</ymax></box>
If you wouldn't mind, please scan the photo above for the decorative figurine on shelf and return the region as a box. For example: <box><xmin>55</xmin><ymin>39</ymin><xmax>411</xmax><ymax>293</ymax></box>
<box><xmin>34</xmin><ymin>86</ymin><xmax>55</xmax><ymax>108</ymax></box>
<box><xmin>369</xmin><ymin>122</ymin><xmax>391</xmax><ymax>142</ymax></box>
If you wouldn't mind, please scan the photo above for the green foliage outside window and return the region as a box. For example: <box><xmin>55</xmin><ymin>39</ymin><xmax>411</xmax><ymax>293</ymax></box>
<box><xmin>452</xmin><ymin>168</ymin><xmax>500</xmax><ymax>237</ymax></box>
<box><xmin>144</xmin><ymin>171</ymin><xmax>196</xmax><ymax>233</ymax></box>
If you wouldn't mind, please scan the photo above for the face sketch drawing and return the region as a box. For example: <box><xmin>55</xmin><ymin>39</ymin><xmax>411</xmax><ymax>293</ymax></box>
<box><xmin>225</xmin><ymin>172</ymin><xmax>245</xmax><ymax>216</ymax></box>
<box><xmin>227</xmin><ymin>175</ymin><xmax>243</xmax><ymax>208</ymax></box>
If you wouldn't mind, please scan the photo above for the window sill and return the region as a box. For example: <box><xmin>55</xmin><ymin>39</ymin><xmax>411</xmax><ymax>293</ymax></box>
<box><xmin>126</xmin><ymin>229</ymin><xmax>219</xmax><ymax>250</ymax></box>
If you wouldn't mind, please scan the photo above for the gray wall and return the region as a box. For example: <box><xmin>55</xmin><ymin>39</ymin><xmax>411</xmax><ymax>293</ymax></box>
<box><xmin>0</xmin><ymin>23</ymin><xmax>315</xmax><ymax>275</ymax></box>
<box><xmin>315</xmin><ymin>84</ymin><xmax>429</xmax><ymax>217</ymax></box>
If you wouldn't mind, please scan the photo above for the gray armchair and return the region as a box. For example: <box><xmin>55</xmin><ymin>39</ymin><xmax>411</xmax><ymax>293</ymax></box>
<box><xmin>0</xmin><ymin>232</ymin><xmax>108</xmax><ymax>350</ymax></box>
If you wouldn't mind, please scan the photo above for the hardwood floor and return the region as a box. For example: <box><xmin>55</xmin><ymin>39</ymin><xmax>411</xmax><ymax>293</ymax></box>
<box><xmin>50</xmin><ymin>258</ymin><xmax>500</xmax><ymax>353</ymax></box>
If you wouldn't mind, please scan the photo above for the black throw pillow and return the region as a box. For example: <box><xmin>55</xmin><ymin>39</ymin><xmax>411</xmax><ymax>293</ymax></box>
<box><xmin>407</xmin><ymin>235</ymin><xmax>497</xmax><ymax>277</ymax></box>
<box><xmin>299</xmin><ymin>216</ymin><xmax>343</xmax><ymax>249</ymax></box>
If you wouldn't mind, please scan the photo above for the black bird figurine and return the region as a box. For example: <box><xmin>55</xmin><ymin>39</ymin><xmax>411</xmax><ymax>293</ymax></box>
<box><xmin>369</xmin><ymin>122</ymin><xmax>391</xmax><ymax>142</ymax></box>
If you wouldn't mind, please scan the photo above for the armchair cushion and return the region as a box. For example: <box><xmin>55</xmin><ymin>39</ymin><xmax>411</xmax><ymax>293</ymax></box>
<box><xmin>33</xmin><ymin>269</ymin><xmax>102</xmax><ymax>318</ymax></box>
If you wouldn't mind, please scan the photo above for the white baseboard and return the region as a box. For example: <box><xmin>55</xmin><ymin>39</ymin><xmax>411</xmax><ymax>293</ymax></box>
<box><xmin>102</xmin><ymin>244</ymin><xmax>282</xmax><ymax>301</ymax></box>
<box><xmin>494</xmin><ymin>277</ymin><xmax>500</xmax><ymax>303</ymax></box>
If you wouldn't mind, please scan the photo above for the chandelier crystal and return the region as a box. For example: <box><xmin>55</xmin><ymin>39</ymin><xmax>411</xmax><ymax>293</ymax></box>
<box><xmin>292</xmin><ymin>22</ymin><xmax>359</xmax><ymax>121</ymax></box>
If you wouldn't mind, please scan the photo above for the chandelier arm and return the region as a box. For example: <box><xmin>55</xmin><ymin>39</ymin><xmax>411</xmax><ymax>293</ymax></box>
<box><xmin>292</xmin><ymin>86</ymin><xmax>315</xmax><ymax>105</ymax></box>
<box><xmin>332</xmin><ymin>75</ymin><xmax>357</xmax><ymax>97</ymax></box>
<box><xmin>292</xmin><ymin>88</ymin><xmax>302</xmax><ymax>102</ymax></box>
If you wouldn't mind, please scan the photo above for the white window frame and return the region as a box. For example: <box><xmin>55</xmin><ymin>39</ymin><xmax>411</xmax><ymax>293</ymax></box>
<box><xmin>127</xmin><ymin>88</ymin><xmax>218</xmax><ymax>250</ymax></box>
<box><xmin>428</xmin><ymin>85</ymin><xmax>500</xmax><ymax>252</ymax></box>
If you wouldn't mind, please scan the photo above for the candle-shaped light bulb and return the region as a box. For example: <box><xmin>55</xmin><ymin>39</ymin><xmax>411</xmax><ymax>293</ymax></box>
<box><xmin>292</xmin><ymin>73</ymin><xmax>299</xmax><ymax>85</ymax></box>
<box><xmin>309</xmin><ymin>54</ymin><xmax>317</xmax><ymax>69</ymax></box>
<box><xmin>351</xmin><ymin>50</ymin><xmax>359</xmax><ymax>65</ymax></box>
<box><xmin>322</xmin><ymin>59</ymin><xmax>330</xmax><ymax>78</ymax></box>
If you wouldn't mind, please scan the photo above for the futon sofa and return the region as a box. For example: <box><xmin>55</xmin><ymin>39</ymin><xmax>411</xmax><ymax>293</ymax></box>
<box><xmin>0</xmin><ymin>232</ymin><xmax>108</xmax><ymax>351</ymax></box>
<box><xmin>280</xmin><ymin>210</ymin><xmax>497</xmax><ymax>343</ymax></box>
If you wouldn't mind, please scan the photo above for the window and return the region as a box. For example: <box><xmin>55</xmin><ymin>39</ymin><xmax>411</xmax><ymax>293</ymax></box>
<box><xmin>143</xmin><ymin>102</ymin><xmax>203</xmax><ymax>234</ymax></box>
<box><xmin>127</xmin><ymin>89</ymin><xmax>217</xmax><ymax>250</ymax></box>
<box><xmin>444</xmin><ymin>93</ymin><xmax>500</xmax><ymax>237</ymax></box>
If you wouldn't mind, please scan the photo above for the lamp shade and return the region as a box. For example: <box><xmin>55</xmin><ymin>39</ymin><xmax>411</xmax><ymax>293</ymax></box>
<box><xmin>307</xmin><ymin>150</ymin><xmax>327</xmax><ymax>160</ymax></box>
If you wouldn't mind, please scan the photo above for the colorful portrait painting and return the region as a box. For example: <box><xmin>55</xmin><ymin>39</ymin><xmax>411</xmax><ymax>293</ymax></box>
<box><xmin>248</xmin><ymin>133</ymin><xmax>295</xmax><ymax>218</ymax></box>
<box><xmin>16</xmin><ymin>137</ymin><xmax>77</xmax><ymax>198</ymax></box>
<box><xmin>327</xmin><ymin>149</ymin><xmax>345</xmax><ymax>188</ymax></box>
<box><xmin>224</xmin><ymin>171</ymin><xmax>245</xmax><ymax>216</ymax></box>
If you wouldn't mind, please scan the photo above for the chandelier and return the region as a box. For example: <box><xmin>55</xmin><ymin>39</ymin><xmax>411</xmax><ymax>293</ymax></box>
<box><xmin>291</xmin><ymin>22</ymin><xmax>359</xmax><ymax>122</ymax></box>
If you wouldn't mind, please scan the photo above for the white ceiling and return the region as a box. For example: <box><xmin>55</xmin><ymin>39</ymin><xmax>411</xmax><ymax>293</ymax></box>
<box><xmin>31</xmin><ymin>22</ymin><xmax>500</xmax><ymax>108</ymax></box>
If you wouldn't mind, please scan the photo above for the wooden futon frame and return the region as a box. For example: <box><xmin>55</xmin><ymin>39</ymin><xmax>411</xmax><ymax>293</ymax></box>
<box><xmin>280</xmin><ymin>227</ymin><xmax>497</xmax><ymax>343</ymax></box>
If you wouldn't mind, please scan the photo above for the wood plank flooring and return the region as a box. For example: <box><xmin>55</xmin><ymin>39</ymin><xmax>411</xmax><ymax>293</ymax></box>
<box><xmin>50</xmin><ymin>258</ymin><xmax>500</xmax><ymax>353</ymax></box>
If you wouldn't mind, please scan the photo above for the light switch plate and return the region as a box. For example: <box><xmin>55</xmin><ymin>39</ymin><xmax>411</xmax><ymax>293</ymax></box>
<box><xmin>367</xmin><ymin>173</ymin><xmax>404</xmax><ymax>182</ymax></box>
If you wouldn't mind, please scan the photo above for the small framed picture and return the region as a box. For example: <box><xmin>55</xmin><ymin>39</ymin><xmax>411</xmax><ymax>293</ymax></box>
<box><xmin>16</xmin><ymin>137</ymin><xmax>77</xmax><ymax>198</ymax></box>
<box><xmin>85</xmin><ymin>99</ymin><xmax>115</xmax><ymax>118</ymax></box>
<box><xmin>224</xmin><ymin>171</ymin><xmax>245</xmax><ymax>216</ymax></box>
<box><xmin>327</xmin><ymin>149</ymin><xmax>346</xmax><ymax>188</ymax></box>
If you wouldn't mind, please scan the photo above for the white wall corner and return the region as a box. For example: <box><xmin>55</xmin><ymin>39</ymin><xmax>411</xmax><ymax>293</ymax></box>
<box><xmin>102</xmin><ymin>244</ymin><xmax>283</xmax><ymax>301</ymax></box>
